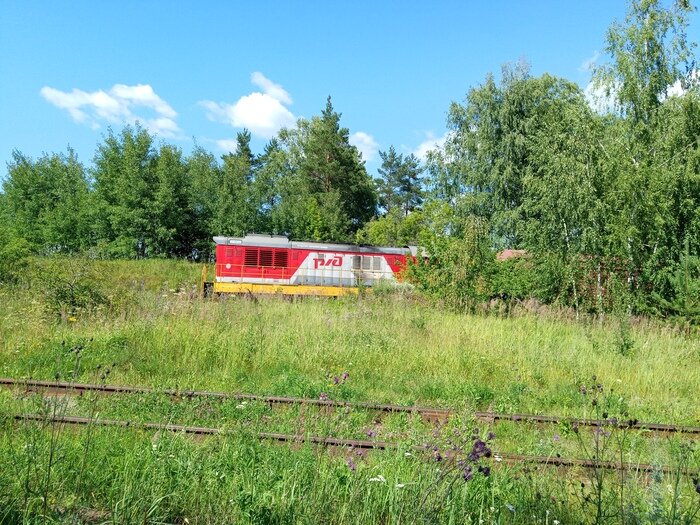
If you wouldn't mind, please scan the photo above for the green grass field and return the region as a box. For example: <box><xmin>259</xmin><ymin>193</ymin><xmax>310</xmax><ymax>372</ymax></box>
<box><xmin>1</xmin><ymin>258</ymin><xmax>699</xmax><ymax>523</ymax></box>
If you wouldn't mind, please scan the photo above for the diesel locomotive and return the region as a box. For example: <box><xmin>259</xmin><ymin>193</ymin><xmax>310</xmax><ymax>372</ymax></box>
<box><xmin>206</xmin><ymin>234</ymin><xmax>419</xmax><ymax>296</ymax></box>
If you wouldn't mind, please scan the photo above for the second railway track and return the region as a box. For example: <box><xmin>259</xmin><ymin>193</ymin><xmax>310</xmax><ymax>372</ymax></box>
<box><xmin>2</xmin><ymin>377</ymin><xmax>699</xmax><ymax>436</ymax></box>
<box><xmin>12</xmin><ymin>413</ymin><xmax>697</xmax><ymax>477</ymax></box>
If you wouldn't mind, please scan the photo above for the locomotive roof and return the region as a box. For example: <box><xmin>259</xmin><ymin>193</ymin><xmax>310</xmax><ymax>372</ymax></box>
<box><xmin>213</xmin><ymin>234</ymin><xmax>418</xmax><ymax>256</ymax></box>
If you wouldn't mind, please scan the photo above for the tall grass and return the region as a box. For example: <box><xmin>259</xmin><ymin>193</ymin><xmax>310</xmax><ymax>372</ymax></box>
<box><xmin>1</xmin><ymin>264</ymin><xmax>697</xmax><ymax>422</ymax></box>
<box><xmin>0</xmin><ymin>257</ymin><xmax>699</xmax><ymax>523</ymax></box>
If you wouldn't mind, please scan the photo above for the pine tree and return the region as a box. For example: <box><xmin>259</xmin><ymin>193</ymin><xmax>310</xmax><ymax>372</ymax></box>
<box><xmin>377</xmin><ymin>146</ymin><xmax>423</xmax><ymax>216</ymax></box>
<box><xmin>280</xmin><ymin>96</ymin><xmax>377</xmax><ymax>239</ymax></box>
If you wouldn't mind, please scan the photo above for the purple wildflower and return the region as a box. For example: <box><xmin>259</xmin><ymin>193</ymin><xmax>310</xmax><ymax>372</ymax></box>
<box><xmin>478</xmin><ymin>465</ymin><xmax>491</xmax><ymax>477</ymax></box>
<box><xmin>333</xmin><ymin>376</ymin><xmax>340</xmax><ymax>385</ymax></box>
<box><xmin>347</xmin><ymin>457</ymin><xmax>356</xmax><ymax>472</ymax></box>
<box><xmin>553</xmin><ymin>434</ymin><xmax>561</xmax><ymax>442</ymax></box>
<box><xmin>341</xmin><ymin>371</ymin><xmax>349</xmax><ymax>382</ymax></box>
<box><xmin>468</xmin><ymin>439</ymin><xmax>492</xmax><ymax>461</ymax></box>
<box><xmin>462</xmin><ymin>465</ymin><xmax>473</xmax><ymax>481</ymax></box>
<box><xmin>433</xmin><ymin>450</ymin><xmax>443</xmax><ymax>462</ymax></box>
<box><xmin>319</xmin><ymin>392</ymin><xmax>329</xmax><ymax>401</ymax></box>
<box><xmin>487</xmin><ymin>431</ymin><xmax>496</xmax><ymax>441</ymax></box>
<box><xmin>366</xmin><ymin>428</ymin><xmax>377</xmax><ymax>438</ymax></box>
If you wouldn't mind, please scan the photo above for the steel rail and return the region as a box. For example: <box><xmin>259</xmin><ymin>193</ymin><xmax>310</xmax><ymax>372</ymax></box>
<box><xmin>472</xmin><ymin>412</ymin><xmax>700</xmax><ymax>435</ymax></box>
<box><xmin>0</xmin><ymin>378</ymin><xmax>452</xmax><ymax>419</ymax></box>
<box><xmin>3</xmin><ymin>377</ymin><xmax>700</xmax><ymax>435</ymax></box>
<box><xmin>14</xmin><ymin>413</ymin><xmax>696</xmax><ymax>476</ymax></box>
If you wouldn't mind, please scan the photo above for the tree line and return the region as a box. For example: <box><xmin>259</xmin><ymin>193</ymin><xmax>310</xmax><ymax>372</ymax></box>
<box><xmin>0</xmin><ymin>97</ymin><xmax>422</xmax><ymax>260</ymax></box>
<box><xmin>1</xmin><ymin>0</ymin><xmax>698</xmax><ymax>322</ymax></box>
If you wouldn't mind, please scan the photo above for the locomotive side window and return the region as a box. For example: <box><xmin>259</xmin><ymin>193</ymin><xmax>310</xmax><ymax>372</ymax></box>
<box><xmin>259</xmin><ymin>249</ymin><xmax>274</xmax><ymax>267</ymax></box>
<box><xmin>274</xmin><ymin>250</ymin><xmax>288</xmax><ymax>268</ymax></box>
<box><xmin>373</xmin><ymin>256</ymin><xmax>381</xmax><ymax>271</ymax></box>
<box><xmin>243</xmin><ymin>248</ymin><xmax>287</xmax><ymax>267</ymax></box>
<box><xmin>352</xmin><ymin>256</ymin><xmax>361</xmax><ymax>270</ymax></box>
<box><xmin>244</xmin><ymin>249</ymin><xmax>258</xmax><ymax>267</ymax></box>
<box><xmin>361</xmin><ymin>256</ymin><xmax>371</xmax><ymax>270</ymax></box>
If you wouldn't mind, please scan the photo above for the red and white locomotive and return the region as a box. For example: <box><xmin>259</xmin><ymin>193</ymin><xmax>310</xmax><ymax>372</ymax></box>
<box><xmin>209</xmin><ymin>234</ymin><xmax>418</xmax><ymax>296</ymax></box>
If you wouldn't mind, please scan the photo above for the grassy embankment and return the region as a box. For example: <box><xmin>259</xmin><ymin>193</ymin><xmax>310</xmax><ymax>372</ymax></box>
<box><xmin>0</xmin><ymin>258</ymin><xmax>698</xmax><ymax>523</ymax></box>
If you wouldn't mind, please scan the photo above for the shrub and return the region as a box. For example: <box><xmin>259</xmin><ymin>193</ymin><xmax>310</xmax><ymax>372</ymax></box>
<box><xmin>407</xmin><ymin>216</ymin><xmax>495</xmax><ymax>310</ymax></box>
<box><xmin>31</xmin><ymin>258</ymin><xmax>109</xmax><ymax>321</ymax></box>
<box><xmin>0</xmin><ymin>225</ymin><xmax>30</xmax><ymax>284</ymax></box>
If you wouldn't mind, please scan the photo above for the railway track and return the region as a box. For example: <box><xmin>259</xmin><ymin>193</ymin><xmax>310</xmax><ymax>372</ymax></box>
<box><xmin>13</xmin><ymin>413</ymin><xmax>696</xmax><ymax>476</ymax></box>
<box><xmin>3</xmin><ymin>377</ymin><xmax>699</xmax><ymax>436</ymax></box>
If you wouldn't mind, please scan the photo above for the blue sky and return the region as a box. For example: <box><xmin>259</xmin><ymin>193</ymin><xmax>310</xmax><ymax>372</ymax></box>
<box><xmin>2</xmin><ymin>1</ymin><xmax>699</xmax><ymax>177</ymax></box>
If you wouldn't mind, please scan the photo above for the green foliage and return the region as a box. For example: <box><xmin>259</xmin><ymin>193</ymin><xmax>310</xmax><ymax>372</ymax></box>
<box><xmin>489</xmin><ymin>257</ymin><xmax>537</xmax><ymax>302</ymax></box>
<box><xmin>0</xmin><ymin>222</ymin><xmax>30</xmax><ymax>283</ymax></box>
<box><xmin>355</xmin><ymin>208</ymin><xmax>426</xmax><ymax>246</ymax></box>
<box><xmin>151</xmin><ymin>144</ymin><xmax>196</xmax><ymax>257</ymax></box>
<box><xmin>376</xmin><ymin>146</ymin><xmax>423</xmax><ymax>216</ymax></box>
<box><xmin>421</xmin><ymin>0</ymin><xmax>700</xmax><ymax>317</ymax></box>
<box><xmin>210</xmin><ymin>132</ymin><xmax>257</xmax><ymax>238</ymax></box>
<box><xmin>653</xmin><ymin>244</ymin><xmax>700</xmax><ymax>325</ymax></box>
<box><xmin>32</xmin><ymin>258</ymin><xmax>109</xmax><ymax>321</ymax></box>
<box><xmin>594</xmin><ymin>0</ymin><xmax>695</xmax><ymax>124</ymax></box>
<box><xmin>186</xmin><ymin>145</ymin><xmax>220</xmax><ymax>258</ymax></box>
<box><xmin>280</xmin><ymin>97</ymin><xmax>377</xmax><ymax>239</ymax></box>
<box><xmin>408</xmin><ymin>213</ymin><xmax>495</xmax><ymax>309</ymax></box>
<box><xmin>2</xmin><ymin>149</ymin><xmax>91</xmax><ymax>254</ymax></box>
<box><xmin>92</xmin><ymin>125</ymin><xmax>158</xmax><ymax>258</ymax></box>
<box><xmin>1</xmin><ymin>0</ymin><xmax>698</xmax><ymax>320</ymax></box>
<box><xmin>1</xmin><ymin>262</ymin><xmax>699</xmax><ymax>522</ymax></box>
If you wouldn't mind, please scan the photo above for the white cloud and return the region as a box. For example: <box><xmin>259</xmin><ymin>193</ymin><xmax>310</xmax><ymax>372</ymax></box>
<box><xmin>579</xmin><ymin>51</ymin><xmax>600</xmax><ymax>73</ymax></box>
<box><xmin>666</xmin><ymin>79</ymin><xmax>686</xmax><ymax>98</ymax></box>
<box><xmin>200</xmin><ymin>72</ymin><xmax>296</xmax><ymax>139</ymax></box>
<box><xmin>585</xmin><ymin>71</ymin><xmax>700</xmax><ymax>113</ymax></box>
<box><xmin>413</xmin><ymin>132</ymin><xmax>448</xmax><ymax>161</ymax></box>
<box><xmin>216</xmin><ymin>139</ymin><xmax>239</xmax><ymax>152</ymax></box>
<box><xmin>665</xmin><ymin>70</ymin><xmax>700</xmax><ymax>99</ymax></box>
<box><xmin>110</xmin><ymin>84</ymin><xmax>177</xmax><ymax>118</ymax></box>
<box><xmin>349</xmin><ymin>131</ymin><xmax>378</xmax><ymax>162</ymax></box>
<box><xmin>584</xmin><ymin>80</ymin><xmax>619</xmax><ymax>114</ymax></box>
<box><xmin>40</xmin><ymin>83</ymin><xmax>181</xmax><ymax>138</ymax></box>
<box><xmin>251</xmin><ymin>72</ymin><xmax>292</xmax><ymax>105</ymax></box>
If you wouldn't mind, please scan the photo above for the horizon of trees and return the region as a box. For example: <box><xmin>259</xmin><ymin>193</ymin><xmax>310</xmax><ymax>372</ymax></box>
<box><xmin>1</xmin><ymin>0</ymin><xmax>698</xmax><ymax>322</ymax></box>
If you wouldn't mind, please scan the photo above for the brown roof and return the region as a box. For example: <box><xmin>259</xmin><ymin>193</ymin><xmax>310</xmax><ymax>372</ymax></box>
<box><xmin>496</xmin><ymin>249</ymin><xmax>529</xmax><ymax>261</ymax></box>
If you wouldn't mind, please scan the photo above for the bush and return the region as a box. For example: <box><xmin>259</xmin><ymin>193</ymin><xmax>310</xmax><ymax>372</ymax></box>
<box><xmin>31</xmin><ymin>258</ymin><xmax>109</xmax><ymax>321</ymax></box>
<box><xmin>489</xmin><ymin>257</ymin><xmax>538</xmax><ymax>301</ymax></box>
<box><xmin>407</xmin><ymin>216</ymin><xmax>495</xmax><ymax>310</ymax></box>
<box><xmin>0</xmin><ymin>225</ymin><xmax>30</xmax><ymax>284</ymax></box>
<box><xmin>652</xmin><ymin>250</ymin><xmax>700</xmax><ymax>327</ymax></box>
